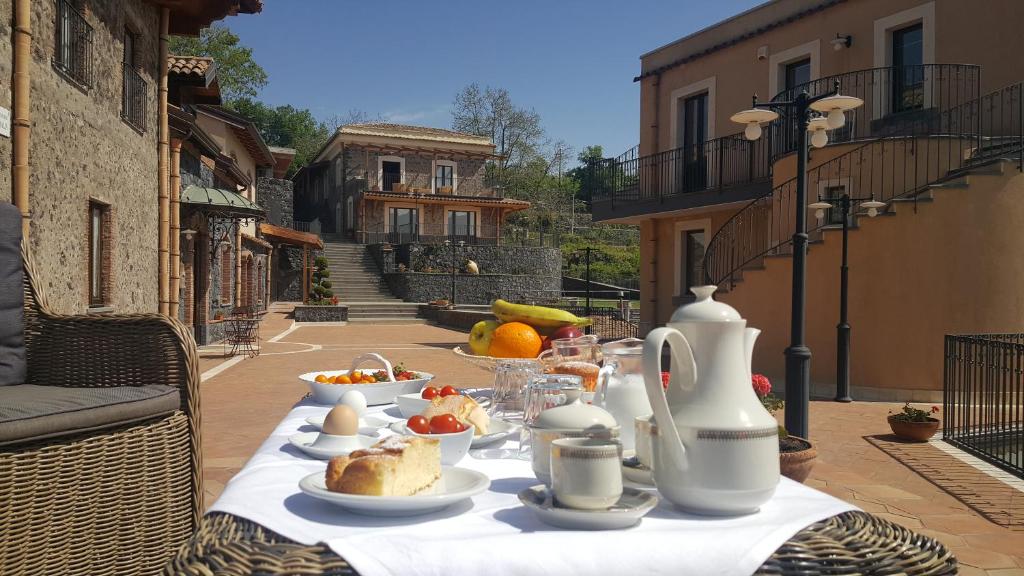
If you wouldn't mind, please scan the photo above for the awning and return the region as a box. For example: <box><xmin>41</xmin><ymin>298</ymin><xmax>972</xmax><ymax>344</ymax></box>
<box><xmin>241</xmin><ymin>232</ymin><xmax>272</xmax><ymax>250</ymax></box>
<box><xmin>181</xmin><ymin>185</ymin><xmax>264</xmax><ymax>219</ymax></box>
<box><xmin>259</xmin><ymin>222</ymin><xmax>323</xmax><ymax>249</ymax></box>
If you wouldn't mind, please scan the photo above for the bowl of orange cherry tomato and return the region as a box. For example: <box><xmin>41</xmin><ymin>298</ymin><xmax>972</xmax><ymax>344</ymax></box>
<box><xmin>395</xmin><ymin>384</ymin><xmax>459</xmax><ymax>418</ymax></box>
<box><xmin>300</xmin><ymin>353</ymin><xmax>434</xmax><ymax>406</ymax></box>
<box><xmin>402</xmin><ymin>412</ymin><xmax>474</xmax><ymax>465</ymax></box>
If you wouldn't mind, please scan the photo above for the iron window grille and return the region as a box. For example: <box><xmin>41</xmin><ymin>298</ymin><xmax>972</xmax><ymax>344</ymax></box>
<box><xmin>53</xmin><ymin>0</ymin><xmax>94</xmax><ymax>88</ymax></box>
<box><xmin>121</xmin><ymin>63</ymin><xmax>147</xmax><ymax>131</ymax></box>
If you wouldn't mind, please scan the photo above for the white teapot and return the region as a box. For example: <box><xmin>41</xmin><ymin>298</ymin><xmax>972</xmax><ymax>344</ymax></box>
<box><xmin>642</xmin><ymin>285</ymin><xmax>779</xmax><ymax>515</ymax></box>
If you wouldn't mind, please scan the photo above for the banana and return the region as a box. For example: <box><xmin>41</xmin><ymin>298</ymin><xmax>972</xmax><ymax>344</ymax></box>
<box><xmin>491</xmin><ymin>299</ymin><xmax>592</xmax><ymax>331</ymax></box>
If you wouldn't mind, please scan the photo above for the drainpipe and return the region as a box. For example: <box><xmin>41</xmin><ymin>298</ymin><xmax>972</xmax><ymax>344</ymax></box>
<box><xmin>12</xmin><ymin>0</ymin><xmax>31</xmax><ymax>237</ymax></box>
<box><xmin>235</xmin><ymin>227</ymin><xmax>242</xmax><ymax>308</ymax></box>
<box><xmin>158</xmin><ymin>7</ymin><xmax>170</xmax><ymax>315</ymax></box>
<box><xmin>169</xmin><ymin>138</ymin><xmax>182</xmax><ymax>319</ymax></box>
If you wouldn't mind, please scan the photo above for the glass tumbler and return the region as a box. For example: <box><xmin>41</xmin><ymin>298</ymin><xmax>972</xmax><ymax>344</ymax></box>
<box><xmin>490</xmin><ymin>359</ymin><xmax>543</xmax><ymax>421</ymax></box>
<box><xmin>518</xmin><ymin>374</ymin><xmax>584</xmax><ymax>460</ymax></box>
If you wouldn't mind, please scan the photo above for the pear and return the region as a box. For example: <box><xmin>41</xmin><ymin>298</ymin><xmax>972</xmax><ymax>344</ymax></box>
<box><xmin>468</xmin><ymin>320</ymin><xmax>500</xmax><ymax>355</ymax></box>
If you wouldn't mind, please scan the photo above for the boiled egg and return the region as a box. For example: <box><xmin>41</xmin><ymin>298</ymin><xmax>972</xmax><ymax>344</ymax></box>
<box><xmin>322</xmin><ymin>404</ymin><xmax>359</xmax><ymax>436</ymax></box>
<box><xmin>337</xmin><ymin>390</ymin><xmax>367</xmax><ymax>416</ymax></box>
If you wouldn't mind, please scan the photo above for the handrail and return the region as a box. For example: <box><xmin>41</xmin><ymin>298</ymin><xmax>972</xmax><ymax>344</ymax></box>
<box><xmin>704</xmin><ymin>80</ymin><xmax>1024</xmax><ymax>288</ymax></box>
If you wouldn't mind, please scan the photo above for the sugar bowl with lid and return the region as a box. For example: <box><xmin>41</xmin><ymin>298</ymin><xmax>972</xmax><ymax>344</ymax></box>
<box><xmin>528</xmin><ymin>391</ymin><xmax>619</xmax><ymax>485</ymax></box>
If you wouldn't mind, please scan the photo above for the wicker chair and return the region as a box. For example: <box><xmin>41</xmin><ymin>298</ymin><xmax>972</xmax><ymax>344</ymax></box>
<box><xmin>0</xmin><ymin>245</ymin><xmax>203</xmax><ymax>575</ymax></box>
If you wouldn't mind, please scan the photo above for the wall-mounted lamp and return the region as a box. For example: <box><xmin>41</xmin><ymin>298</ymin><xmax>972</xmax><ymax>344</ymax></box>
<box><xmin>831</xmin><ymin>34</ymin><xmax>852</xmax><ymax>51</ymax></box>
<box><xmin>181</xmin><ymin>229</ymin><xmax>197</xmax><ymax>239</ymax></box>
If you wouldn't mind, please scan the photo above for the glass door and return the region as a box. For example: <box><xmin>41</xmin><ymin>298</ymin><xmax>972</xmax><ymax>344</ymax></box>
<box><xmin>447</xmin><ymin>210</ymin><xmax>476</xmax><ymax>243</ymax></box>
<box><xmin>388</xmin><ymin>207</ymin><xmax>418</xmax><ymax>243</ymax></box>
<box><xmin>681</xmin><ymin>93</ymin><xmax>708</xmax><ymax>192</ymax></box>
<box><xmin>892</xmin><ymin>23</ymin><xmax>924</xmax><ymax>113</ymax></box>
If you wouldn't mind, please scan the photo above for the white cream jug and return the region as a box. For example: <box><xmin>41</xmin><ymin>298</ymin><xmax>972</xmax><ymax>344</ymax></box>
<box><xmin>642</xmin><ymin>285</ymin><xmax>779</xmax><ymax>515</ymax></box>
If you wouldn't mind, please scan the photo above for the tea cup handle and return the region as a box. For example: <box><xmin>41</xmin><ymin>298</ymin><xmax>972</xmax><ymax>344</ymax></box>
<box><xmin>593</xmin><ymin>364</ymin><xmax>614</xmax><ymax>408</ymax></box>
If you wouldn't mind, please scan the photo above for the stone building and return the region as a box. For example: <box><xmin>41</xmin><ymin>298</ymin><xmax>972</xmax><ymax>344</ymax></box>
<box><xmin>293</xmin><ymin>123</ymin><xmax>530</xmax><ymax>243</ymax></box>
<box><xmin>0</xmin><ymin>0</ymin><xmax>260</xmax><ymax>315</ymax></box>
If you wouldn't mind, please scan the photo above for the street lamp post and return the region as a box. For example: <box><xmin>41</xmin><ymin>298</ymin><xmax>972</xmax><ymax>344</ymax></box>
<box><xmin>730</xmin><ymin>80</ymin><xmax>863</xmax><ymax>439</ymax></box>
<box><xmin>808</xmin><ymin>194</ymin><xmax>886</xmax><ymax>402</ymax></box>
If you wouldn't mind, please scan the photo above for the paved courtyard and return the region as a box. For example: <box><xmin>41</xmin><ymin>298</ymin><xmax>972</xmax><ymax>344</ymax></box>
<box><xmin>200</xmin><ymin>304</ymin><xmax>1024</xmax><ymax>573</ymax></box>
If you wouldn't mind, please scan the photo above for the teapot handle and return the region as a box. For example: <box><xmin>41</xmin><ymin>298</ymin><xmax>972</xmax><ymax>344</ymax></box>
<box><xmin>643</xmin><ymin>327</ymin><xmax>697</xmax><ymax>474</ymax></box>
<box><xmin>593</xmin><ymin>364</ymin><xmax>614</xmax><ymax>408</ymax></box>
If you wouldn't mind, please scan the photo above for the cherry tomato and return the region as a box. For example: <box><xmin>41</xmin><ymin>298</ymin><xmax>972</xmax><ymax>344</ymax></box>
<box><xmin>439</xmin><ymin>385</ymin><xmax>459</xmax><ymax>397</ymax></box>
<box><xmin>406</xmin><ymin>415</ymin><xmax>430</xmax><ymax>434</ymax></box>
<box><xmin>452</xmin><ymin>420</ymin><xmax>466</xmax><ymax>433</ymax></box>
<box><xmin>421</xmin><ymin>386</ymin><xmax>440</xmax><ymax>400</ymax></box>
<box><xmin>429</xmin><ymin>414</ymin><xmax>460</xmax><ymax>434</ymax></box>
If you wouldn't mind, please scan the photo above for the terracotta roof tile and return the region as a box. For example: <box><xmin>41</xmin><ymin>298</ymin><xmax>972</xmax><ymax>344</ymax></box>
<box><xmin>168</xmin><ymin>56</ymin><xmax>214</xmax><ymax>78</ymax></box>
<box><xmin>340</xmin><ymin>123</ymin><xmax>494</xmax><ymax>147</ymax></box>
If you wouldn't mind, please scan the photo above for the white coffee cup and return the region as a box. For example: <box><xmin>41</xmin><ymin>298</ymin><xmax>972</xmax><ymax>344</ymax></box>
<box><xmin>550</xmin><ymin>437</ymin><xmax>623</xmax><ymax>510</ymax></box>
<box><xmin>634</xmin><ymin>415</ymin><xmax>655</xmax><ymax>470</ymax></box>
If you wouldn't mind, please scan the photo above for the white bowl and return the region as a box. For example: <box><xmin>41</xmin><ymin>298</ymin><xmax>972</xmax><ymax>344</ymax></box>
<box><xmin>395</xmin><ymin>393</ymin><xmax>431</xmax><ymax>418</ymax></box>
<box><xmin>300</xmin><ymin>370</ymin><xmax>434</xmax><ymax>406</ymax></box>
<box><xmin>402</xmin><ymin>425</ymin><xmax>475</xmax><ymax>466</ymax></box>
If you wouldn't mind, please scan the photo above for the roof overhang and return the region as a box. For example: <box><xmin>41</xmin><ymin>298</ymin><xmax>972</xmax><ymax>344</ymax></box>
<box><xmin>169</xmin><ymin>105</ymin><xmax>222</xmax><ymax>158</ymax></box>
<box><xmin>268</xmin><ymin>146</ymin><xmax>297</xmax><ymax>179</ymax></box>
<box><xmin>181</xmin><ymin>185</ymin><xmax>264</xmax><ymax>220</ymax></box>
<box><xmin>361</xmin><ymin>191</ymin><xmax>531</xmax><ymax>213</ymax></box>
<box><xmin>151</xmin><ymin>0</ymin><xmax>263</xmax><ymax>36</ymax></box>
<box><xmin>259</xmin><ymin>223</ymin><xmax>324</xmax><ymax>249</ymax></box>
<box><xmin>195</xmin><ymin>105</ymin><xmax>275</xmax><ymax>167</ymax></box>
<box><xmin>314</xmin><ymin>130</ymin><xmax>500</xmax><ymax>164</ymax></box>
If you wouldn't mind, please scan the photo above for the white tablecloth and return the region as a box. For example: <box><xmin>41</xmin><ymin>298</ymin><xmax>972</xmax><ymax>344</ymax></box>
<box><xmin>209</xmin><ymin>399</ymin><xmax>857</xmax><ymax>576</ymax></box>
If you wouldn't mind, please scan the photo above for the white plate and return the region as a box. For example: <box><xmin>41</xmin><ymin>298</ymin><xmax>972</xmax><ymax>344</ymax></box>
<box><xmin>518</xmin><ymin>485</ymin><xmax>658</xmax><ymax>530</ymax></box>
<box><xmin>305</xmin><ymin>414</ymin><xmax>393</xmax><ymax>434</ymax></box>
<box><xmin>389</xmin><ymin>418</ymin><xmax>519</xmax><ymax>448</ymax></box>
<box><xmin>298</xmin><ymin>467</ymin><xmax>491</xmax><ymax>516</ymax></box>
<box><xmin>288</xmin><ymin>432</ymin><xmax>378</xmax><ymax>460</ymax></box>
<box><xmin>621</xmin><ymin>450</ymin><xmax>654</xmax><ymax>486</ymax></box>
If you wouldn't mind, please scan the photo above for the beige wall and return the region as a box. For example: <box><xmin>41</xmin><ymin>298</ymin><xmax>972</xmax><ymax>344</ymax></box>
<box><xmin>196</xmin><ymin>113</ymin><xmax>260</xmax><ymax>237</ymax></box>
<box><xmin>639</xmin><ymin>0</ymin><xmax>1024</xmax><ymax>156</ymax></box>
<box><xmin>713</xmin><ymin>161</ymin><xmax>1024</xmax><ymax>398</ymax></box>
<box><xmin>23</xmin><ymin>0</ymin><xmax>161</xmax><ymax>314</ymax></box>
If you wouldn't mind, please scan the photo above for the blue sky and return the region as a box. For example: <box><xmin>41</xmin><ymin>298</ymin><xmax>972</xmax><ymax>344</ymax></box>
<box><xmin>225</xmin><ymin>0</ymin><xmax>763</xmax><ymax>163</ymax></box>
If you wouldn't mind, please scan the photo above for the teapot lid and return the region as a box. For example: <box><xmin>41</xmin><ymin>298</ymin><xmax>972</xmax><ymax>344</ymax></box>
<box><xmin>669</xmin><ymin>285</ymin><xmax>742</xmax><ymax>323</ymax></box>
<box><xmin>534</xmin><ymin>396</ymin><xmax>617</xmax><ymax>430</ymax></box>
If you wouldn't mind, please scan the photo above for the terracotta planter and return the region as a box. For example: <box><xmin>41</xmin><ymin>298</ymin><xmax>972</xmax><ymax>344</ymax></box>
<box><xmin>887</xmin><ymin>416</ymin><xmax>940</xmax><ymax>442</ymax></box>
<box><xmin>779</xmin><ymin>436</ymin><xmax>817</xmax><ymax>483</ymax></box>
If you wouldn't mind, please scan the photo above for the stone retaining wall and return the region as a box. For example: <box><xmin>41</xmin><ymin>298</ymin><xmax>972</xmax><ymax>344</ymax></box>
<box><xmin>383</xmin><ymin>272</ymin><xmax>559</xmax><ymax>305</ymax></box>
<box><xmin>293</xmin><ymin>305</ymin><xmax>348</xmax><ymax>322</ymax></box>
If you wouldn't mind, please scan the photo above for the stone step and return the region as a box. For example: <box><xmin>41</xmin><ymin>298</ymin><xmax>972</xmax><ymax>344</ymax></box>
<box><xmin>346</xmin><ymin>318</ymin><xmax>428</xmax><ymax>325</ymax></box>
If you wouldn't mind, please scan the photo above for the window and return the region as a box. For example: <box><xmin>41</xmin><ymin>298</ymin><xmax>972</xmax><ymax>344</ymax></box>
<box><xmin>121</xmin><ymin>28</ymin><xmax>147</xmax><ymax>131</ymax></box>
<box><xmin>892</xmin><ymin>23</ymin><xmax>924</xmax><ymax>112</ymax></box>
<box><xmin>381</xmin><ymin>160</ymin><xmax>402</xmax><ymax>191</ymax></box>
<box><xmin>88</xmin><ymin>202</ymin><xmax>108</xmax><ymax>306</ymax></box>
<box><xmin>435</xmin><ymin>162</ymin><xmax>456</xmax><ymax>193</ymax></box>
<box><xmin>219</xmin><ymin>245</ymin><xmax>232</xmax><ymax>304</ymax></box>
<box><xmin>822</xmin><ymin>185</ymin><xmax>847</xmax><ymax>225</ymax></box>
<box><xmin>682</xmin><ymin>229</ymin><xmax>706</xmax><ymax>294</ymax></box>
<box><xmin>388</xmin><ymin>207</ymin><xmax>418</xmax><ymax>242</ymax></box>
<box><xmin>681</xmin><ymin>93</ymin><xmax>708</xmax><ymax>191</ymax></box>
<box><xmin>447</xmin><ymin>210</ymin><xmax>476</xmax><ymax>239</ymax></box>
<box><xmin>784</xmin><ymin>58</ymin><xmax>811</xmax><ymax>92</ymax></box>
<box><xmin>53</xmin><ymin>0</ymin><xmax>94</xmax><ymax>88</ymax></box>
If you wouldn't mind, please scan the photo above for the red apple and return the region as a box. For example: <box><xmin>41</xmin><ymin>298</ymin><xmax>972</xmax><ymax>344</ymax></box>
<box><xmin>549</xmin><ymin>326</ymin><xmax>584</xmax><ymax>342</ymax></box>
<box><xmin>541</xmin><ymin>337</ymin><xmax>552</xmax><ymax>351</ymax></box>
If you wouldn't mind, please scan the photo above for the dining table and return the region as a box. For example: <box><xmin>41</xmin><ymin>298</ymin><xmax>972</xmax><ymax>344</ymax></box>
<box><xmin>166</xmin><ymin>394</ymin><xmax>958</xmax><ymax>576</ymax></box>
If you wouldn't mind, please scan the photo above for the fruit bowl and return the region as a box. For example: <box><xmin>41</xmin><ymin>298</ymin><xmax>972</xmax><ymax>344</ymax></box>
<box><xmin>452</xmin><ymin>345</ymin><xmax>517</xmax><ymax>372</ymax></box>
<box><xmin>301</xmin><ymin>353</ymin><xmax>433</xmax><ymax>406</ymax></box>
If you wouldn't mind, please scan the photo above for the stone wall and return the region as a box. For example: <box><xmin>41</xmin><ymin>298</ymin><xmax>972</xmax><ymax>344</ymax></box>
<box><xmin>0</xmin><ymin>0</ymin><xmax>12</xmax><ymax>204</ymax></box>
<box><xmin>257</xmin><ymin>177</ymin><xmax>294</xmax><ymax>228</ymax></box>
<box><xmin>21</xmin><ymin>0</ymin><xmax>161</xmax><ymax>314</ymax></box>
<box><xmin>272</xmin><ymin>246</ymin><xmax>320</xmax><ymax>302</ymax></box>
<box><xmin>346</xmin><ymin>148</ymin><xmax>492</xmax><ymax>197</ymax></box>
<box><xmin>397</xmin><ymin>244</ymin><xmax>562</xmax><ymax>276</ymax></box>
<box><xmin>383</xmin><ymin>272</ymin><xmax>560</xmax><ymax>305</ymax></box>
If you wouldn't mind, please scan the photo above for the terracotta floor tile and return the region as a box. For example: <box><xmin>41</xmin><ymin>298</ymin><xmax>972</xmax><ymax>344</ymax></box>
<box><xmin>922</xmin><ymin>514</ymin><xmax>1011</xmax><ymax>536</ymax></box>
<box><xmin>847</xmin><ymin>484</ymin><xmax>923</xmax><ymax>500</ymax></box>
<box><xmin>948</xmin><ymin>546</ymin><xmax>1018</xmax><ymax>569</ymax></box>
<box><xmin>987</xmin><ymin>569</ymin><xmax>1024</xmax><ymax>576</ymax></box>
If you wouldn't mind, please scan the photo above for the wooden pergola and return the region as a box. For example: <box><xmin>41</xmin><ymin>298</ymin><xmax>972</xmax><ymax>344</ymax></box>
<box><xmin>258</xmin><ymin>223</ymin><xmax>324</xmax><ymax>304</ymax></box>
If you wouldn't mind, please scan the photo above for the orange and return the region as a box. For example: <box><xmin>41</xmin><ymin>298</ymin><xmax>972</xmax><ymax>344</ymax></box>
<box><xmin>363</xmin><ymin>375</ymin><xmax>377</xmax><ymax>383</ymax></box>
<box><xmin>488</xmin><ymin>322</ymin><xmax>543</xmax><ymax>359</ymax></box>
<box><xmin>314</xmin><ymin>374</ymin><xmax>328</xmax><ymax>383</ymax></box>
<box><xmin>336</xmin><ymin>375</ymin><xmax>352</xmax><ymax>384</ymax></box>
<box><xmin>350</xmin><ymin>371</ymin><xmax>362</xmax><ymax>381</ymax></box>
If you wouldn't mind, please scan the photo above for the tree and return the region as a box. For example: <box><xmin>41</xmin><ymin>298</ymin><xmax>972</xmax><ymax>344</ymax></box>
<box><xmin>451</xmin><ymin>84</ymin><xmax>544</xmax><ymax>171</ymax></box>
<box><xmin>169</xmin><ymin>24</ymin><xmax>268</xmax><ymax>101</ymax></box>
<box><xmin>227</xmin><ymin>98</ymin><xmax>329</xmax><ymax>177</ymax></box>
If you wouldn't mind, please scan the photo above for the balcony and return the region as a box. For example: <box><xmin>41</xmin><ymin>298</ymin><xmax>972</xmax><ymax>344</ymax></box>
<box><xmin>586</xmin><ymin>64</ymin><xmax>981</xmax><ymax>223</ymax></box>
<box><xmin>361</xmin><ymin>221</ymin><xmax>501</xmax><ymax>246</ymax></box>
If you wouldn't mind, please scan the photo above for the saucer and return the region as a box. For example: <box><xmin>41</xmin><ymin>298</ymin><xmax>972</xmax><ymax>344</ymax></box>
<box><xmin>305</xmin><ymin>414</ymin><xmax>391</xmax><ymax>435</ymax></box>
<box><xmin>622</xmin><ymin>450</ymin><xmax>654</xmax><ymax>486</ymax></box>
<box><xmin>518</xmin><ymin>485</ymin><xmax>658</xmax><ymax>530</ymax></box>
<box><xmin>288</xmin><ymin>432</ymin><xmax>377</xmax><ymax>460</ymax></box>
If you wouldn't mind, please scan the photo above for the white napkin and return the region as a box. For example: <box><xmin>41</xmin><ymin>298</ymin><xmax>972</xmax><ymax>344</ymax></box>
<box><xmin>210</xmin><ymin>400</ymin><xmax>856</xmax><ymax>576</ymax></box>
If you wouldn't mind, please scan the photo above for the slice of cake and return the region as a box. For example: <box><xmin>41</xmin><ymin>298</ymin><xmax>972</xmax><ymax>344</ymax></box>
<box><xmin>422</xmin><ymin>395</ymin><xmax>490</xmax><ymax>435</ymax></box>
<box><xmin>325</xmin><ymin>435</ymin><xmax>441</xmax><ymax>496</ymax></box>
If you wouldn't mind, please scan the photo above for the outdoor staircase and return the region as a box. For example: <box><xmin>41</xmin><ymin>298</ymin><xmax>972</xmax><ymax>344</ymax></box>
<box><xmin>320</xmin><ymin>237</ymin><xmax>426</xmax><ymax>324</ymax></box>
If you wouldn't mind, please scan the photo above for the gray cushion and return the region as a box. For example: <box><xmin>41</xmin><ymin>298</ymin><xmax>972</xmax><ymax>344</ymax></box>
<box><xmin>0</xmin><ymin>384</ymin><xmax>180</xmax><ymax>446</ymax></box>
<box><xmin>0</xmin><ymin>203</ymin><xmax>24</xmax><ymax>386</ymax></box>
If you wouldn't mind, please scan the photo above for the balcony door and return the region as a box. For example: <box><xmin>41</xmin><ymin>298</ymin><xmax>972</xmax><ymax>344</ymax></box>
<box><xmin>681</xmin><ymin>92</ymin><xmax>708</xmax><ymax>192</ymax></box>
<box><xmin>388</xmin><ymin>207</ymin><xmax>418</xmax><ymax>243</ymax></box>
<box><xmin>382</xmin><ymin>160</ymin><xmax>402</xmax><ymax>191</ymax></box>
<box><xmin>892</xmin><ymin>23</ymin><xmax>924</xmax><ymax>113</ymax></box>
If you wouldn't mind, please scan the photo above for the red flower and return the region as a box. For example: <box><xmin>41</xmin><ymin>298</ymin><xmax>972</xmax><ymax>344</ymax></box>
<box><xmin>752</xmin><ymin>374</ymin><xmax>771</xmax><ymax>397</ymax></box>
<box><xmin>661</xmin><ymin>371</ymin><xmax>670</xmax><ymax>390</ymax></box>
<box><xmin>931</xmin><ymin>405</ymin><xmax>940</xmax><ymax>413</ymax></box>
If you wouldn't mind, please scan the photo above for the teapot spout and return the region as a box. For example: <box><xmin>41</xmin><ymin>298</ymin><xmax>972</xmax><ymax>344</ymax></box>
<box><xmin>744</xmin><ymin>327</ymin><xmax>761</xmax><ymax>380</ymax></box>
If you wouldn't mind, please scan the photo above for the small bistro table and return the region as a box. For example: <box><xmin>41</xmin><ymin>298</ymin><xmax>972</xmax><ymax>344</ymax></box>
<box><xmin>168</xmin><ymin>510</ymin><xmax>955</xmax><ymax>575</ymax></box>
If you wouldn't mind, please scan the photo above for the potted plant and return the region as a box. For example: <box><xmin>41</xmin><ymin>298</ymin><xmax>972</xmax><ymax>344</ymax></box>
<box><xmin>753</xmin><ymin>374</ymin><xmax>817</xmax><ymax>483</ymax></box>
<box><xmin>887</xmin><ymin>402</ymin><xmax>940</xmax><ymax>441</ymax></box>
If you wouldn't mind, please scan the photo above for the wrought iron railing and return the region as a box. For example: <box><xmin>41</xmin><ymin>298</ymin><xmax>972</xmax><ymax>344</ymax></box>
<box><xmin>944</xmin><ymin>334</ymin><xmax>1024</xmax><ymax>478</ymax></box>
<box><xmin>53</xmin><ymin>0</ymin><xmax>94</xmax><ymax>88</ymax></box>
<box><xmin>121</xmin><ymin>64</ymin><xmax>147</xmax><ymax>131</ymax></box>
<box><xmin>361</xmin><ymin>221</ymin><xmax>500</xmax><ymax>246</ymax></box>
<box><xmin>381</xmin><ymin>172</ymin><xmax>402</xmax><ymax>192</ymax></box>
<box><xmin>704</xmin><ymin>80</ymin><xmax>1023</xmax><ymax>288</ymax></box>
<box><xmin>769</xmin><ymin>64</ymin><xmax>981</xmax><ymax>157</ymax></box>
